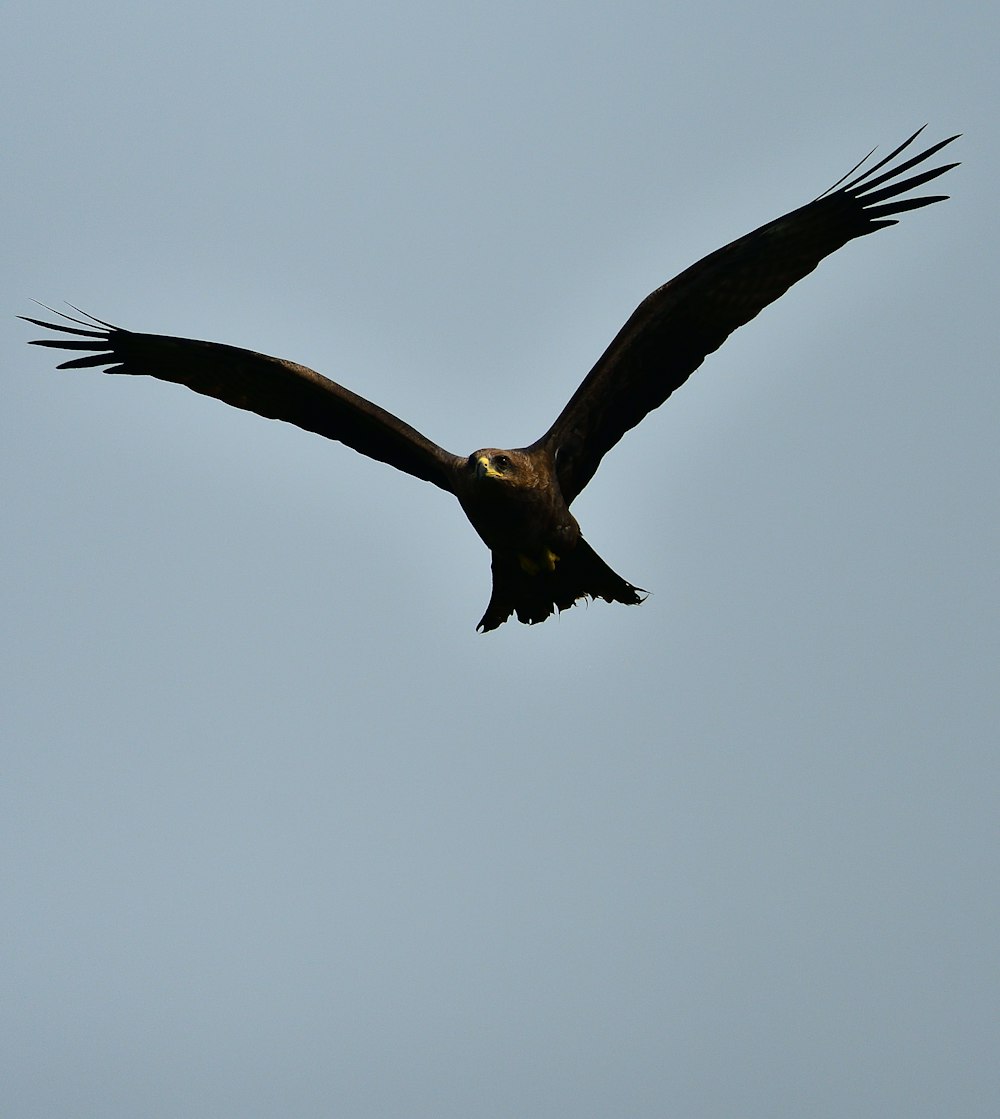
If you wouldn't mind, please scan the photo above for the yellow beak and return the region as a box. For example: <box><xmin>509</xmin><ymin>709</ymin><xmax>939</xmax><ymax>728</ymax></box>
<box><xmin>476</xmin><ymin>455</ymin><xmax>503</xmax><ymax>480</ymax></box>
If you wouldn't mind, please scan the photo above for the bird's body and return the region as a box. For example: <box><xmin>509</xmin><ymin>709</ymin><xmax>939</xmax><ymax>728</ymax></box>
<box><xmin>23</xmin><ymin>128</ymin><xmax>959</xmax><ymax>630</ymax></box>
<box><xmin>452</xmin><ymin>447</ymin><xmax>643</xmax><ymax>630</ymax></box>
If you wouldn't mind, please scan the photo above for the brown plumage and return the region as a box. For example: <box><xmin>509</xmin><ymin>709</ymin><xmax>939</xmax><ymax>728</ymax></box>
<box><xmin>22</xmin><ymin>128</ymin><xmax>958</xmax><ymax>631</ymax></box>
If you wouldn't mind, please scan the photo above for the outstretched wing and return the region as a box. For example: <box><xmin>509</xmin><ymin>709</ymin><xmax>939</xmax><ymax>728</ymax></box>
<box><xmin>536</xmin><ymin>127</ymin><xmax>959</xmax><ymax>505</ymax></box>
<box><xmin>22</xmin><ymin>309</ymin><xmax>463</xmax><ymax>492</ymax></box>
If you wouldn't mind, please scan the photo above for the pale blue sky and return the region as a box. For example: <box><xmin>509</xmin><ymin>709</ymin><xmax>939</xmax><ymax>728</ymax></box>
<box><xmin>3</xmin><ymin>2</ymin><xmax>997</xmax><ymax>1116</ymax></box>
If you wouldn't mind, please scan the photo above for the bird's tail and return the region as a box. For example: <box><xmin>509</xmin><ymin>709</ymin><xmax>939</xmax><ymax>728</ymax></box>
<box><xmin>477</xmin><ymin>538</ymin><xmax>645</xmax><ymax>632</ymax></box>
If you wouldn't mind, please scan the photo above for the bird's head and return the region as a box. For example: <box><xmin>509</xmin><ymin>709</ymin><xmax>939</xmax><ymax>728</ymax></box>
<box><xmin>468</xmin><ymin>449</ymin><xmax>523</xmax><ymax>484</ymax></box>
<box><xmin>465</xmin><ymin>448</ymin><xmax>558</xmax><ymax>495</ymax></box>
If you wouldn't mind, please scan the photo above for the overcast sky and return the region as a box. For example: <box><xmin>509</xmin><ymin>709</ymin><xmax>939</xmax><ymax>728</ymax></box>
<box><xmin>3</xmin><ymin>2</ymin><xmax>997</xmax><ymax>1117</ymax></box>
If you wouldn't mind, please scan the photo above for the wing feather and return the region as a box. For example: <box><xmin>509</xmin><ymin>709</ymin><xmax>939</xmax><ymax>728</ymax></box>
<box><xmin>22</xmin><ymin>309</ymin><xmax>462</xmax><ymax>492</ymax></box>
<box><xmin>536</xmin><ymin>128</ymin><xmax>959</xmax><ymax>504</ymax></box>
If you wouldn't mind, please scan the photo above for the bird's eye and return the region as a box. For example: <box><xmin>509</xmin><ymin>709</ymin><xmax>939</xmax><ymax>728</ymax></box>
<box><xmin>494</xmin><ymin>455</ymin><xmax>510</xmax><ymax>470</ymax></box>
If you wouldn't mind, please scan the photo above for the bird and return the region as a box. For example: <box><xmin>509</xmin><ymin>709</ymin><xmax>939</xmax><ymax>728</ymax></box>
<box><xmin>23</xmin><ymin>127</ymin><xmax>958</xmax><ymax>631</ymax></box>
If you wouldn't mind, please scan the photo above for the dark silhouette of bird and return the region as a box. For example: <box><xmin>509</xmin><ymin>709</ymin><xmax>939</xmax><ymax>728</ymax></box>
<box><xmin>23</xmin><ymin>128</ymin><xmax>958</xmax><ymax>631</ymax></box>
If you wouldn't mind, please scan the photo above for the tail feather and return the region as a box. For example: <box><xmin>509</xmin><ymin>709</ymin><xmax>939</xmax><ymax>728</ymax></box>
<box><xmin>477</xmin><ymin>538</ymin><xmax>645</xmax><ymax>632</ymax></box>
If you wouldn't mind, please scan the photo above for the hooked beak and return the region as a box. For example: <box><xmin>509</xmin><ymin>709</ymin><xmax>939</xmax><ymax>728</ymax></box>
<box><xmin>475</xmin><ymin>454</ymin><xmax>502</xmax><ymax>480</ymax></box>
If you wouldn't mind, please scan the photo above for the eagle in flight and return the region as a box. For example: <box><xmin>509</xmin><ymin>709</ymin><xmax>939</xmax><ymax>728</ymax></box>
<box><xmin>24</xmin><ymin>128</ymin><xmax>958</xmax><ymax>631</ymax></box>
